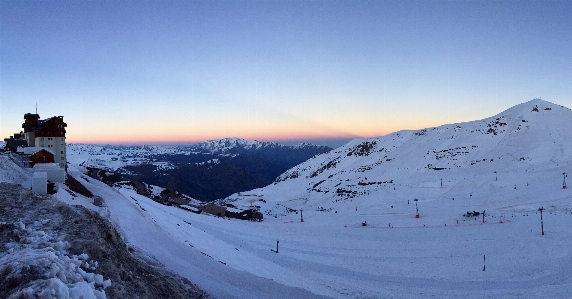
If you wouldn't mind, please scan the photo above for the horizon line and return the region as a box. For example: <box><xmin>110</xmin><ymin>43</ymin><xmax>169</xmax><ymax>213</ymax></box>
<box><xmin>64</xmin><ymin>136</ymin><xmax>362</xmax><ymax>148</ymax></box>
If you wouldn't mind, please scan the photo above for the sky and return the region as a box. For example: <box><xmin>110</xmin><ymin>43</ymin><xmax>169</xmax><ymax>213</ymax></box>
<box><xmin>1</xmin><ymin>1</ymin><xmax>572</xmax><ymax>148</ymax></box>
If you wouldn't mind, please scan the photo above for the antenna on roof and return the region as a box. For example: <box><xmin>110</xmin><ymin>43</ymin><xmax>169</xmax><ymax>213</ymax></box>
<box><xmin>35</xmin><ymin>103</ymin><xmax>37</xmax><ymax>114</ymax></box>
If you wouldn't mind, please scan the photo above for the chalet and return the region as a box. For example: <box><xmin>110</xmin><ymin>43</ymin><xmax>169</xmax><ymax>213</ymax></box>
<box><xmin>17</xmin><ymin>147</ymin><xmax>55</xmax><ymax>167</ymax></box>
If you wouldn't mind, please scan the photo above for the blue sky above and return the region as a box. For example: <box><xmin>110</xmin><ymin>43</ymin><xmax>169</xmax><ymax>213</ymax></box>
<box><xmin>2</xmin><ymin>1</ymin><xmax>571</xmax><ymax>147</ymax></box>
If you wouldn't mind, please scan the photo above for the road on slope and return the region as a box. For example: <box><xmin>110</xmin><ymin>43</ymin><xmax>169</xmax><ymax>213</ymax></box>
<box><xmin>67</xmin><ymin>166</ymin><xmax>332</xmax><ymax>299</ymax></box>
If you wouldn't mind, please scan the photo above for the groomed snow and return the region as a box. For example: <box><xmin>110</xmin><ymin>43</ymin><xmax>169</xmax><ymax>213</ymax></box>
<box><xmin>5</xmin><ymin>99</ymin><xmax>572</xmax><ymax>298</ymax></box>
<box><xmin>62</xmin><ymin>162</ymin><xmax>572</xmax><ymax>298</ymax></box>
<box><xmin>62</xmin><ymin>165</ymin><xmax>329</xmax><ymax>299</ymax></box>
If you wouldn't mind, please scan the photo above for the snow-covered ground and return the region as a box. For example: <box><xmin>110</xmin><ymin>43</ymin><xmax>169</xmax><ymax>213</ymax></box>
<box><xmin>60</xmin><ymin>165</ymin><xmax>329</xmax><ymax>299</ymax></box>
<box><xmin>0</xmin><ymin>166</ymin><xmax>213</xmax><ymax>298</ymax></box>
<box><xmin>4</xmin><ymin>99</ymin><xmax>572</xmax><ymax>298</ymax></box>
<box><xmin>0</xmin><ymin>182</ymin><xmax>111</xmax><ymax>299</ymax></box>
<box><xmin>62</xmin><ymin>165</ymin><xmax>572</xmax><ymax>298</ymax></box>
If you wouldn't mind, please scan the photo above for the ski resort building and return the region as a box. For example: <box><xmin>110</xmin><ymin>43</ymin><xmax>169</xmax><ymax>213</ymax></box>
<box><xmin>3</xmin><ymin>113</ymin><xmax>68</xmax><ymax>169</ymax></box>
<box><xmin>17</xmin><ymin>147</ymin><xmax>56</xmax><ymax>167</ymax></box>
<box><xmin>200</xmin><ymin>204</ymin><xmax>227</xmax><ymax>217</ymax></box>
<box><xmin>21</xmin><ymin>113</ymin><xmax>67</xmax><ymax>168</ymax></box>
<box><xmin>3</xmin><ymin>133</ymin><xmax>28</xmax><ymax>152</ymax></box>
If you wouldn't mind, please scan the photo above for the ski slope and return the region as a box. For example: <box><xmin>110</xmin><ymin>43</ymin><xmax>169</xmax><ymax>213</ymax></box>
<box><xmin>61</xmin><ymin>165</ymin><xmax>329</xmax><ymax>299</ymax></box>
<box><xmin>5</xmin><ymin>99</ymin><xmax>572</xmax><ymax>298</ymax></box>
<box><xmin>62</xmin><ymin>162</ymin><xmax>572</xmax><ymax>298</ymax></box>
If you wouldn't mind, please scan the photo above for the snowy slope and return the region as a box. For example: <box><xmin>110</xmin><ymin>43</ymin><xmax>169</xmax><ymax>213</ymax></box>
<box><xmin>61</xmin><ymin>165</ymin><xmax>332</xmax><ymax>299</ymax></box>
<box><xmin>5</xmin><ymin>99</ymin><xmax>572</xmax><ymax>299</ymax></box>
<box><xmin>0</xmin><ymin>168</ymin><xmax>209</xmax><ymax>299</ymax></box>
<box><xmin>66</xmin><ymin>144</ymin><xmax>185</xmax><ymax>171</ymax></box>
<box><xmin>0</xmin><ymin>189</ymin><xmax>111</xmax><ymax>299</ymax></box>
<box><xmin>77</xmin><ymin>98</ymin><xmax>572</xmax><ymax>299</ymax></box>
<box><xmin>223</xmin><ymin>99</ymin><xmax>572</xmax><ymax>218</ymax></box>
<box><xmin>0</xmin><ymin>152</ymin><xmax>31</xmax><ymax>185</ymax></box>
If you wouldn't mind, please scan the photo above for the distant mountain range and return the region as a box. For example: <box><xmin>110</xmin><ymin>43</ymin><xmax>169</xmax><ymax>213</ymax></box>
<box><xmin>67</xmin><ymin>138</ymin><xmax>332</xmax><ymax>201</ymax></box>
<box><xmin>220</xmin><ymin>99</ymin><xmax>572</xmax><ymax>218</ymax></box>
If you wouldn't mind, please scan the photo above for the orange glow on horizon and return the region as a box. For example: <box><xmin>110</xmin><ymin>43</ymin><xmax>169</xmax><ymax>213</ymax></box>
<box><xmin>66</xmin><ymin>129</ymin><xmax>392</xmax><ymax>145</ymax></box>
<box><xmin>65</xmin><ymin>114</ymin><xmax>407</xmax><ymax>145</ymax></box>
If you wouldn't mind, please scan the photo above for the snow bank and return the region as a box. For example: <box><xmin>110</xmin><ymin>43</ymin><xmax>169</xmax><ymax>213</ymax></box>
<box><xmin>0</xmin><ymin>153</ymin><xmax>30</xmax><ymax>185</ymax></box>
<box><xmin>0</xmin><ymin>220</ymin><xmax>110</xmax><ymax>299</ymax></box>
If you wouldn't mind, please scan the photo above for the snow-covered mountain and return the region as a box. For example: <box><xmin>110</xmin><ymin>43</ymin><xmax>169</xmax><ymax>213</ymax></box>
<box><xmin>223</xmin><ymin>98</ymin><xmax>572</xmax><ymax>217</ymax></box>
<box><xmin>67</xmin><ymin>138</ymin><xmax>330</xmax><ymax>170</ymax></box>
<box><xmin>5</xmin><ymin>99</ymin><xmax>572</xmax><ymax>299</ymax></box>
<box><xmin>195</xmin><ymin>137</ymin><xmax>300</xmax><ymax>154</ymax></box>
<box><xmin>67</xmin><ymin>138</ymin><xmax>331</xmax><ymax>201</ymax></box>
<box><xmin>66</xmin><ymin>144</ymin><xmax>188</xmax><ymax>171</ymax></box>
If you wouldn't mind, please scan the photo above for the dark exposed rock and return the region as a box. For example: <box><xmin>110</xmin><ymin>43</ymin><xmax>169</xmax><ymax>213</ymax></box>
<box><xmin>65</xmin><ymin>174</ymin><xmax>94</xmax><ymax>198</ymax></box>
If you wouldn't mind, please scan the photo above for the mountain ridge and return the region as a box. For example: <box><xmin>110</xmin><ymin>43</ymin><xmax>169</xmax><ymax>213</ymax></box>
<box><xmin>67</xmin><ymin>138</ymin><xmax>332</xmax><ymax>201</ymax></box>
<box><xmin>221</xmin><ymin>99</ymin><xmax>572</xmax><ymax>217</ymax></box>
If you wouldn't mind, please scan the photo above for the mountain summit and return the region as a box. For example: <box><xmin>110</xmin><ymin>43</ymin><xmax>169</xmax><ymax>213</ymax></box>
<box><xmin>222</xmin><ymin>99</ymin><xmax>572</xmax><ymax>218</ymax></box>
<box><xmin>194</xmin><ymin>138</ymin><xmax>279</xmax><ymax>153</ymax></box>
<box><xmin>194</xmin><ymin>137</ymin><xmax>331</xmax><ymax>155</ymax></box>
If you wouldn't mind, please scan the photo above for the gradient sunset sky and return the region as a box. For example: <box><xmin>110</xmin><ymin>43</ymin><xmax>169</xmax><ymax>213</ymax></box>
<box><xmin>2</xmin><ymin>1</ymin><xmax>571</xmax><ymax>147</ymax></box>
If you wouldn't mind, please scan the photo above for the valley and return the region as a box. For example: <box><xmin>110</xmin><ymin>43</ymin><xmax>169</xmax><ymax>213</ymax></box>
<box><xmin>67</xmin><ymin>138</ymin><xmax>331</xmax><ymax>201</ymax></box>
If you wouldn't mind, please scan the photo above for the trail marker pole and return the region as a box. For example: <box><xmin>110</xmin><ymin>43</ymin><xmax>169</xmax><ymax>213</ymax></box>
<box><xmin>414</xmin><ymin>198</ymin><xmax>420</xmax><ymax>218</ymax></box>
<box><xmin>538</xmin><ymin>206</ymin><xmax>545</xmax><ymax>235</ymax></box>
<box><xmin>441</xmin><ymin>178</ymin><xmax>443</xmax><ymax>188</ymax></box>
<box><xmin>564</xmin><ymin>172</ymin><xmax>567</xmax><ymax>189</ymax></box>
<box><xmin>300</xmin><ymin>209</ymin><xmax>304</xmax><ymax>222</ymax></box>
<box><xmin>483</xmin><ymin>255</ymin><xmax>486</xmax><ymax>271</ymax></box>
<box><xmin>276</xmin><ymin>240</ymin><xmax>279</xmax><ymax>253</ymax></box>
<box><xmin>482</xmin><ymin>210</ymin><xmax>486</xmax><ymax>224</ymax></box>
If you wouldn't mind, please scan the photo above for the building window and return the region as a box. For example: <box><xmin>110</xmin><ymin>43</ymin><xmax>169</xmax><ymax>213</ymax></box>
<box><xmin>48</xmin><ymin>138</ymin><xmax>53</xmax><ymax>141</ymax></box>
<box><xmin>61</xmin><ymin>151</ymin><xmax>64</xmax><ymax>154</ymax></box>
<box><xmin>40</xmin><ymin>138</ymin><xmax>44</xmax><ymax>141</ymax></box>
<box><xmin>61</xmin><ymin>157</ymin><xmax>64</xmax><ymax>160</ymax></box>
